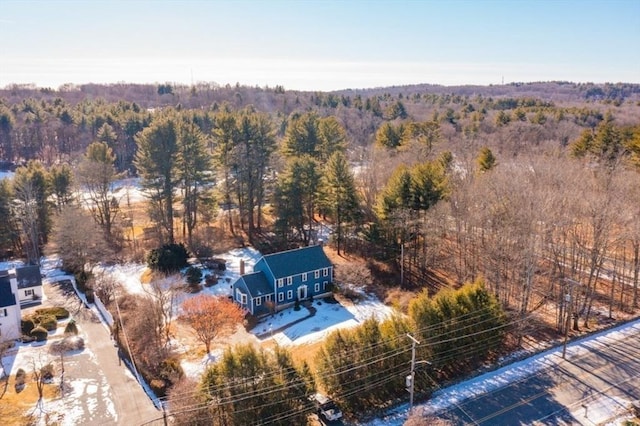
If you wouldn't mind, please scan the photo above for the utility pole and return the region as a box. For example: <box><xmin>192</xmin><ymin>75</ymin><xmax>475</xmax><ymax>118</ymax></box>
<box><xmin>407</xmin><ymin>333</ymin><xmax>420</xmax><ymax>414</ymax></box>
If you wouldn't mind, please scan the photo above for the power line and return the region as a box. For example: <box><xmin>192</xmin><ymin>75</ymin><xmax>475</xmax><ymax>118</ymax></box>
<box><xmin>162</xmin><ymin>310</ymin><xmax>524</xmax><ymax>406</ymax></box>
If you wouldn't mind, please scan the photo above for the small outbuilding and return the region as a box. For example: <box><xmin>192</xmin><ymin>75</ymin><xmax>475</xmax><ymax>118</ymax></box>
<box><xmin>15</xmin><ymin>265</ymin><xmax>43</xmax><ymax>306</ymax></box>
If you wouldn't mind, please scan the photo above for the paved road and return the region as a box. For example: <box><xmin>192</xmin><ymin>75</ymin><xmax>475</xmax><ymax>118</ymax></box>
<box><xmin>422</xmin><ymin>320</ymin><xmax>640</xmax><ymax>425</ymax></box>
<box><xmin>44</xmin><ymin>278</ymin><xmax>160</xmax><ymax>425</ymax></box>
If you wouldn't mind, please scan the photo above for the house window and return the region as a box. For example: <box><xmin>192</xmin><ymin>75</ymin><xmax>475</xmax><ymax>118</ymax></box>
<box><xmin>287</xmin><ymin>290</ymin><xmax>293</xmax><ymax>300</ymax></box>
<box><xmin>236</xmin><ymin>289</ymin><xmax>247</xmax><ymax>304</ymax></box>
<box><xmin>25</xmin><ymin>289</ymin><xmax>34</xmax><ymax>297</ymax></box>
<box><xmin>255</xmin><ymin>297</ymin><xmax>262</xmax><ymax>306</ymax></box>
<box><xmin>0</xmin><ymin>308</ymin><xmax>7</xmax><ymax>317</ymax></box>
<box><xmin>265</xmin><ymin>294</ymin><xmax>272</xmax><ymax>302</ymax></box>
<box><xmin>277</xmin><ymin>278</ymin><xmax>284</xmax><ymax>288</ymax></box>
<box><xmin>314</xmin><ymin>283</ymin><xmax>320</xmax><ymax>293</ymax></box>
<box><xmin>323</xmin><ymin>281</ymin><xmax>328</xmax><ymax>290</ymax></box>
<box><xmin>278</xmin><ymin>292</ymin><xmax>284</xmax><ymax>302</ymax></box>
<box><xmin>302</xmin><ymin>273</ymin><xmax>307</xmax><ymax>282</ymax></box>
<box><xmin>323</xmin><ymin>268</ymin><xmax>329</xmax><ymax>277</ymax></box>
<box><xmin>314</xmin><ymin>270</ymin><xmax>320</xmax><ymax>279</ymax></box>
<box><xmin>286</xmin><ymin>277</ymin><xmax>293</xmax><ymax>286</ymax></box>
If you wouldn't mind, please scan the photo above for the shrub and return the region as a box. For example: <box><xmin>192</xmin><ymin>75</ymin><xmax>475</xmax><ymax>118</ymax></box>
<box><xmin>193</xmin><ymin>244</ymin><xmax>213</xmax><ymax>260</ymax></box>
<box><xmin>184</xmin><ymin>283</ymin><xmax>202</xmax><ymax>294</ymax></box>
<box><xmin>294</xmin><ymin>299</ymin><xmax>301</xmax><ymax>311</ymax></box>
<box><xmin>34</xmin><ymin>314</ymin><xmax>57</xmax><ymax>331</ymax></box>
<box><xmin>41</xmin><ymin>363</ymin><xmax>55</xmax><ymax>383</ymax></box>
<box><xmin>147</xmin><ymin>243</ymin><xmax>190</xmax><ymax>275</ymax></box>
<box><xmin>159</xmin><ymin>357</ymin><xmax>184</xmax><ymax>383</ymax></box>
<box><xmin>21</xmin><ymin>335</ymin><xmax>36</xmax><ymax>343</ymax></box>
<box><xmin>204</xmin><ymin>274</ymin><xmax>217</xmax><ymax>287</ymax></box>
<box><xmin>35</xmin><ymin>307</ymin><xmax>70</xmax><ymax>320</ymax></box>
<box><xmin>15</xmin><ymin>368</ymin><xmax>26</xmax><ymax>392</ymax></box>
<box><xmin>85</xmin><ymin>289</ymin><xmax>95</xmax><ymax>304</ymax></box>
<box><xmin>62</xmin><ymin>336</ymin><xmax>85</xmax><ymax>351</ymax></box>
<box><xmin>150</xmin><ymin>378</ymin><xmax>168</xmax><ymax>397</ymax></box>
<box><xmin>30</xmin><ymin>326</ymin><xmax>49</xmax><ymax>342</ymax></box>
<box><xmin>185</xmin><ymin>266</ymin><xmax>203</xmax><ymax>286</ymax></box>
<box><xmin>64</xmin><ymin>319</ymin><xmax>79</xmax><ymax>335</ymax></box>
<box><xmin>21</xmin><ymin>318</ymin><xmax>35</xmax><ymax>335</ymax></box>
<box><xmin>74</xmin><ymin>270</ymin><xmax>93</xmax><ymax>293</ymax></box>
<box><xmin>16</xmin><ymin>368</ymin><xmax>25</xmax><ymax>381</ymax></box>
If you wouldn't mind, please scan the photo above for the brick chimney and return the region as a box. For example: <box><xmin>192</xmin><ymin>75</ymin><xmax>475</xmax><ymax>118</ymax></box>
<box><xmin>239</xmin><ymin>259</ymin><xmax>245</xmax><ymax>275</ymax></box>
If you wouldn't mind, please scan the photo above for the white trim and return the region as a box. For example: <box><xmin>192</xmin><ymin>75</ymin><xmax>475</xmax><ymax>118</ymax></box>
<box><xmin>302</xmin><ymin>273</ymin><xmax>307</xmax><ymax>282</ymax></box>
<box><xmin>255</xmin><ymin>296</ymin><xmax>261</xmax><ymax>306</ymax></box>
<box><xmin>298</xmin><ymin>285</ymin><xmax>307</xmax><ymax>300</ymax></box>
<box><xmin>287</xmin><ymin>290</ymin><xmax>293</xmax><ymax>300</ymax></box>
<box><xmin>314</xmin><ymin>283</ymin><xmax>320</xmax><ymax>293</ymax></box>
<box><xmin>277</xmin><ymin>278</ymin><xmax>284</xmax><ymax>288</ymax></box>
<box><xmin>314</xmin><ymin>270</ymin><xmax>320</xmax><ymax>279</ymax></box>
<box><xmin>323</xmin><ymin>268</ymin><xmax>329</xmax><ymax>277</ymax></box>
<box><xmin>278</xmin><ymin>292</ymin><xmax>284</xmax><ymax>302</ymax></box>
<box><xmin>286</xmin><ymin>276</ymin><xmax>293</xmax><ymax>286</ymax></box>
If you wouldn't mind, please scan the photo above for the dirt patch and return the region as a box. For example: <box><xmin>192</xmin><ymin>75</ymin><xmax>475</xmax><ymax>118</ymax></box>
<box><xmin>0</xmin><ymin>376</ymin><xmax>60</xmax><ymax>425</ymax></box>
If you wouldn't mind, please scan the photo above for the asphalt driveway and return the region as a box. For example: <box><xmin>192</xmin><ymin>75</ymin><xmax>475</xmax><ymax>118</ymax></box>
<box><xmin>27</xmin><ymin>278</ymin><xmax>160</xmax><ymax>425</ymax></box>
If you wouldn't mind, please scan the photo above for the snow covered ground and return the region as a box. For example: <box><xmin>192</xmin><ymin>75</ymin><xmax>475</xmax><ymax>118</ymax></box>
<box><xmin>0</xmin><ymin>331</ymin><xmax>118</xmax><ymax>426</ymax></box>
<box><xmin>98</xmin><ymin>246</ymin><xmax>262</xmax><ymax>300</ymax></box>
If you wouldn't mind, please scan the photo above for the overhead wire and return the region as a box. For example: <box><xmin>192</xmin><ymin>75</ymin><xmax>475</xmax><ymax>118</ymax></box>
<box><xmin>161</xmin><ymin>309</ymin><xmax>526</xmax><ymax>407</ymax></box>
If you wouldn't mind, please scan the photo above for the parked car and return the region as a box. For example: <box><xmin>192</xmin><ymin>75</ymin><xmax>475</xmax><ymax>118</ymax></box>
<box><xmin>313</xmin><ymin>393</ymin><xmax>343</xmax><ymax>423</ymax></box>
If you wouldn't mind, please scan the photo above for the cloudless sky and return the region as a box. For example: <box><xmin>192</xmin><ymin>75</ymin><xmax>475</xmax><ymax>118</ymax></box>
<box><xmin>1</xmin><ymin>0</ymin><xmax>639</xmax><ymax>91</ymax></box>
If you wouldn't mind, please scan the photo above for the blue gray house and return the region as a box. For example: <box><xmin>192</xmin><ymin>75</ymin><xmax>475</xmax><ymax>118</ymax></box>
<box><xmin>232</xmin><ymin>245</ymin><xmax>333</xmax><ymax>316</ymax></box>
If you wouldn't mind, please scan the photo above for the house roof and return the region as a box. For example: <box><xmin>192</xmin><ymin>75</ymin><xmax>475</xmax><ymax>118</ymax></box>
<box><xmin>0</xmin><ymin>275</ymin><xmax>16</xmax><ymax>308</ymax></box>
<box><xmin>16</xmin><ymin>265</ymin><xmax>42</xmax><ymax>289</ymax></box>
<box><xmin>239</xmin><ymin>272</ymin><xmax>273</xmax><ymax>299</ymax></box>
<box><xmin>262</xmin><ymin>245</ymin><xmax>332</xmax><ymax>279</ymax></box>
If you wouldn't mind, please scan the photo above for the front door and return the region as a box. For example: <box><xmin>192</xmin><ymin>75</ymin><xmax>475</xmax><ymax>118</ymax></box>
<box><xmin>297</xmin><ymin>285</ymin><xmax>307</xmax><ymax>300</ymax></box>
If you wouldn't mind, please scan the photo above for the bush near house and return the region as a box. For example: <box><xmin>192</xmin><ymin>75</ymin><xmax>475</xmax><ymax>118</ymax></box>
<box><xmin>30</xmin><ymin>326</ymin><xmax>48</xmax><ymax>342</ymax></box>
<box><xmin>185</xmin><ymin>266</ymin><xmax>203</xmax><ymax>286</ymax></box>
<box><xmin>32</xmin><ymin>314</ymin><xmax>57</xmax><ymax>332</ymax></box>
<box><xmin>35</xmin><ymin>307</ymin><xmax>70</xmax><ymax>320</ymax></box>
<box><xmin>64</xmin><ymin>319</ymin><xmax>78</xmax><ymax>335</ymax></box>
<box><xmin>21</xmin><ymin>318</ymin><xmax>35</xmax><ymax>335</ymax></box>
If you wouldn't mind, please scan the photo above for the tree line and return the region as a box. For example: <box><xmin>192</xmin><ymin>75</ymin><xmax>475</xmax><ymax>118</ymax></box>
<box><xmin>162</xmin><ymin>280</ymin><xmax>505</xmax><ymax>424</ymax></box>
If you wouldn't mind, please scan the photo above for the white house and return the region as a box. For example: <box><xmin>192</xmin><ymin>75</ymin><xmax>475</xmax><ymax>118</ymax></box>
<box><xmin>15</xmin><ymin>265</ymin><xmax>43</xmax><ymax>306</ymax></box>
<box><xmin>0</xmin><ymin>270</ymin><xmax>21</xmax><ymax>342</ymax></box>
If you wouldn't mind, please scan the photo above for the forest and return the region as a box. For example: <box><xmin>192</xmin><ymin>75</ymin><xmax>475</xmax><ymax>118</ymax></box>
<box><xmin>1</xmin><ymin>80</ymin><xmax>640</xmax><ymax>421</ymax></box>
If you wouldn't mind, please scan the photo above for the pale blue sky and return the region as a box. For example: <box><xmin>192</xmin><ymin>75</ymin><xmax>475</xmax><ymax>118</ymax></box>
<box><xmin>1</xmin><ymin>0</ymin><xmax>639</xmax><ymax>91</ymax></box>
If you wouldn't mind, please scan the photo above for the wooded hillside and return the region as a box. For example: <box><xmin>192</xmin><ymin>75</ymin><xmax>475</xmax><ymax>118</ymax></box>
<box><xmin>1</xmin><ymin>80</ymin><xmax>639</xmax><ymax>339</ymax></box>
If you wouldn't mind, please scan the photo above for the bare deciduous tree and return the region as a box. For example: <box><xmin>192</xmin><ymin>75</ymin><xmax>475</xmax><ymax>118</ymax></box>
<box><xmin>46</xmin><ymin>205</ymin><xmax>112</xmax><ymax>275</ymax></box>
<box><xmin>144</xmin><ymin>275</ymin><xmax>181</xmax><ymax>346</ymax></box>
